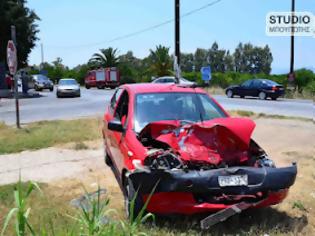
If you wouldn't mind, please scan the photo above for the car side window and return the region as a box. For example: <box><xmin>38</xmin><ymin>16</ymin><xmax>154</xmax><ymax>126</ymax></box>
<box><xmin>114</xmin><ymin>91</ymin><xmax>129</xmax><ymax>126</ymax></box>
<box><xmin>252</xmin><ymin>80</ymin><xmax>261</xmax><ymax>88</ymax></box>
<box><xmin>165</xmin><ymin>78</ymin><xmax>175</xmax><ymax>83</ymax></box>
<box><xmin>242</xmin><ymin>80</ymin><xmax>253</xmax><ymax>88</ymax></box>
<box><xmin>110</xmin><ymin>88</ymin><xmax>123</xmax><ymax>114</ymax></box>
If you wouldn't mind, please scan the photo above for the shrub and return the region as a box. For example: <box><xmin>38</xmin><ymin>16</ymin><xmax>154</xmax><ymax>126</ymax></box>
<box><xmin>295</xmin><ymin>69</ymin><xmax>314</xmax><ymax>93</ymax></box>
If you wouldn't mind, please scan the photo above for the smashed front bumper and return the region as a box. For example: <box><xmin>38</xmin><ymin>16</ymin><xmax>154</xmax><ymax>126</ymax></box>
<box><xmin>129</xmin><ymin>164</ymin><xmax>297</xmax><ymax>214</ymax></box>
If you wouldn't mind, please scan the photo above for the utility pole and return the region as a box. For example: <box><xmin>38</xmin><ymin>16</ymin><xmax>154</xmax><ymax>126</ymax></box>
<box><xmin>11</xmin><ymin>25</ymin><xmax>20</xmax><ymax>128</ymax></box>
<box><xmin>175</xmin><ymin>0</ymin><xmax>180</xmax><ymax>83</ymax></box>
<box><xmin>289</xmin><ymin>0</ymin><xmax>295</xmax><ymax>85</ymax></box>
<box><xmin>40</xmin><ymin>43</ymin><xmax>44</xmax><ymax>70</ymax></box>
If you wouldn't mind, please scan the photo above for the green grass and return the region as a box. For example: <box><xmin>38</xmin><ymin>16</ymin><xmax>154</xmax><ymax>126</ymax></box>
<box><xmin>0</xmin><ymin>181</ymin><xmax>311</xmax><ymax>236</ymax></box>
<box><xmin>0</xmin><ymin>118</ymin><xmax>102</xmax><ymax>154</ymax></box>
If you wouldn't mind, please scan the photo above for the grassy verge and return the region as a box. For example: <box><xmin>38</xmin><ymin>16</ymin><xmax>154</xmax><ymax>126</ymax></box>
<box><xmin>0</xmin><ymin>180</ymin><xmax>312</xmax><ymax>236</ymax></box>
<box><xmin>0</xmin><ymin>118</ymin><xmax>102</xmax><ymax>155</ymax></box>
<box><xmin>0</xmin><ymin>112</ymin><xmax>311</xmax><ymax>155</ymax></box>
<box><xmin>229</xmin><ymin>110</ymin><xmax>313</xmax><ymax>122</ymax></box>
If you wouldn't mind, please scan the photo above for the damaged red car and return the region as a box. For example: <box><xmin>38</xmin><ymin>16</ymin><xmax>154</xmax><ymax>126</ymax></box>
<box><xmin>102</xmin><ymin>83</ymin><xmax>297</xmax><ymax>221</ymax></box>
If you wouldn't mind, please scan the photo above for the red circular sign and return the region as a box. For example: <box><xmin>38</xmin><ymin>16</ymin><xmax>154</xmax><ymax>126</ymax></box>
<box><xmin>7</xmin><ymin>40</ymin><xmax>17</xmax><ymax>75</ymax></box>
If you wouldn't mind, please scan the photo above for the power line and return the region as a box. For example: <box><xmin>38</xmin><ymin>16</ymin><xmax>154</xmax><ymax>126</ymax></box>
<box><xmin>46</xmin><ymin>0</ymin><xmax>223</xmax><ymax>49</ymax></box>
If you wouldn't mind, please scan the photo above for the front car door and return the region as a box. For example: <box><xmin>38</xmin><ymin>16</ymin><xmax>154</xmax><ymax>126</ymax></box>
<box><xmin>105</xmin><ymin>90</ymin><xmax>130</xmax><ymax>174</ymax></box>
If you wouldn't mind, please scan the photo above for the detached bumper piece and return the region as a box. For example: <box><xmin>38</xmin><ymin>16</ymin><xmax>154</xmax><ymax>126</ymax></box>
<box><xmin>129</xmin><ymin>164</ymin><xmax>297</xmax><ymax>196</ymax></box>
<box><xmin>200</xmin><ymin>199</ymin><xmax>265</xmax><ymax>229</ymax></box>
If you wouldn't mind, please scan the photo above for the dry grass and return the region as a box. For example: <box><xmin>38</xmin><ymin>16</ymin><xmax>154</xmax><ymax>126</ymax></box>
<box><xmin>229</xmin><ymin>110</ymin><xmax>313</xmax><ymax>122</ymax></box>
<box><xmin>0</xmin><ymin>117</ymin><xmax>314</xmax><ymax>235</ymax></box>
<box><xmin>0</xmin><ymin>118</ymin><xmax>102</xmax><ymax>154</ymax></box>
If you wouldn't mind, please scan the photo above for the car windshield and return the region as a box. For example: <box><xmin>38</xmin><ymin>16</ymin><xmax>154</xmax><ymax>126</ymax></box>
<box><xmin>134</xmin><ymin>92</ymin><xmax>226</xmax><ymax>132</ymax></box>
<box><xmin>35</xmin><ymin>75</ymin><xmax>48</xmax><ymax>81</ymax></box>
<box><xmin>59</xmin><ymin>79</ymin><xmax>77</xmax><ymax>85</ymax></box>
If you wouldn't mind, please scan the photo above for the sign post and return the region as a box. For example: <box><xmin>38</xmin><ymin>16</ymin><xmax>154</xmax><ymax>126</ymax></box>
<box><xmin>7</xmin><ymin>25</ymin><xmax>20</xmax><ymax>128</ymax></box>
<box><xmin>201</xmin><ymin>66</ymin><xmax>212</xmax><ymax>86</ymax></box>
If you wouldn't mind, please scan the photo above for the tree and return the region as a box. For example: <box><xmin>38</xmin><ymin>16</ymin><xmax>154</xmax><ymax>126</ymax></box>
<box><xmin>148</xmin><ymin>45</ymin><xmax>172</xmax><ymax>77</ymax></box>
<box><xmin>194</xmin><ymin>48</ymin><xmax>208</xmax><ymax>72</ymax></box>
<box><xmin>233</xmin><ymin>43</ymin><xmax>273</xmax><ymax>74</ymax></box>
<box><xmin>208</xmin><ymin>42</ymin><xmax>226</xmax><ymax>73</ymax></box>
<box><xmin>89</xmin><ymin>47</ymin><xmax>119</xmax><ymax>68</ymax></box>
<box><xmin>0</xmin><ymin>0</ymin><xmax>40</xmax><ymax>68</ymax></box>
<box><xmin>224</xmin><ymin>50</ymin><xmax>234</xmax><ymax>72</ymax></box>
<box><xmin>180</xmin><ymin>53</ymin><xmax>194</xmax><ymax>72</ymax></box>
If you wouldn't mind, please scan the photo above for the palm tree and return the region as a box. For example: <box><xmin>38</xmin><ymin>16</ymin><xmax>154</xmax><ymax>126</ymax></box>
<box><xmin>149</xmin><ymin>45</ymin><xmax>172</xmax><ymax>77</ymax></box>
<box><xmin>89</xmin><ymin>47</ymin><xmax>119</xmax><ymax>68</ymax></box>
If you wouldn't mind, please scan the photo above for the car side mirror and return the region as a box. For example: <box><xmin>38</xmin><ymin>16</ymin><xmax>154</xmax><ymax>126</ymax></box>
<box><xmin>108</xmin><ymin>119</ymin><xmax>124</xmax><ymax>132</ymax></box>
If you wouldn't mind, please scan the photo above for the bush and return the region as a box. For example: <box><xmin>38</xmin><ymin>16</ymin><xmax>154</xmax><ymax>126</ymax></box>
<box><xmin>295</xmin><ymin>69</ymin><xmax>314</xmax><ymax>93</ymax></box>
<box><xmin>305</xmin><ymin>80</ymin><xmax>315</xmax><ymax>96</ymax></box>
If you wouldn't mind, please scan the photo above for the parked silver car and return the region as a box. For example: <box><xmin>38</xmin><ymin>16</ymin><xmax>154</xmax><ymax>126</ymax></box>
<box><xmin>56</xmin><ymin>79</ymin><xmax>80</xmax><ymax>98</ymax></box>
<box><xmin>152</xmin><ymin>76</ymin><xmax>196</xmax><ymax>86</ymax></box>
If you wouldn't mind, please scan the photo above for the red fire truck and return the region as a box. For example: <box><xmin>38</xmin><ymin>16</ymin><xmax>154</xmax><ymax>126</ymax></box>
<box><xmin>85</xmin><ymin>67</ymin><xmax>120</xmax><ymax>89</ymax></box>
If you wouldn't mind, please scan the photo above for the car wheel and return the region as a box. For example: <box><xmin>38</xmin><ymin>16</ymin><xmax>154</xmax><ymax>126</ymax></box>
<box><xmin>226</xmin><ymin>90</ymin><xmax>234</xmax><ymax>98</ymax></box>
<box><xmin>105</xmin><ymin>152</ymin><xmax>112</xmax><ymax>166</ymax></box>
<box><xmin>85</xmin><ymin>84</ymin><xmax>90</xmax><ymax>89</ymax></box>
<box><xmin>124</xmin><ymin>177</ymin><xmax>144</xmax><ymax>221</ymax></box>
<box><xmin>258</xmin><ymin>92</ymin><xmax>267</xmax><ymax>100</ymax></box>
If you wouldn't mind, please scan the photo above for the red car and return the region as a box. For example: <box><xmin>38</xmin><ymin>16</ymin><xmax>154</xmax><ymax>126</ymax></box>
<box><xmin>102</xmin><ymin>83</ymin><xmax>297</xmax><ymax>220</ymax></box>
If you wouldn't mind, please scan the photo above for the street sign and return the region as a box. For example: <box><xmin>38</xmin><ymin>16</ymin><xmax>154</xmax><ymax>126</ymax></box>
<box><xmin>201</xmin><ymin>66</ymin><xmax>211</xmax><ymax>81</ymax></box>
<box><xmin>7</xmin><ymin>40</ymin><xmax>17</xmax><ymax>75</ymax></box>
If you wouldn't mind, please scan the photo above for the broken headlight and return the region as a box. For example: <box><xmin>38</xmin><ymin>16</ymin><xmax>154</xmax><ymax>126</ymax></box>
<box><xmin>144</xmin><ymin>151</ymin><xmax>183</xmax><ymax>170</ymax></box>
<box><xmin>257</xmin><ymin>157</ymin><xmax>275</xmax><ymax>168</ymax></box>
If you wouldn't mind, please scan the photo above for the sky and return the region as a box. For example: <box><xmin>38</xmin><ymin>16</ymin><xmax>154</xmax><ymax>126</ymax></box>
<box><xmin>27</xmin><ymin>0</ymin><xmax>315</xmax><ymax>74</ymax></box>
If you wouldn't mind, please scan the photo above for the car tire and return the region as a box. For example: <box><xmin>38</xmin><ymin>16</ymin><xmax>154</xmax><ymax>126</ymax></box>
<box><xmin>258</xmin><ymin>92</ymin><xmax>267</xmax><ymax>100</ymax></box>
<box><xmin>226</xmin><ymin>90</ymin><xmax>234</xmax><ymax>98</ymax></box>
<box><xmin>124</xmin><ymin>177</ymin><xmax>144</xmax><ymax>221</ymax></box>
<box><xmin>105</xmin><ymin>152</ymin><xmax>112</xmax><ymax>166</ymax></box>
<box><xmin>85</xmin><ymin>84</ymin><xmax>90</xmax><ymax>89</ymax></box>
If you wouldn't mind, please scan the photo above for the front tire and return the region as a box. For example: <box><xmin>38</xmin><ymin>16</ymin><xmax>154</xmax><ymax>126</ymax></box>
<box><xmin>226</xmin><ymin>90</ymin><xmax>234</xmax><ymax>98</ymax></box>
<box><xmin>105</xmin><ymin>152</ymin><xmax>112</xmax><ymax>166</ymax></box>
<box><xmin>124</xmin><ymin>178</ymin><xmax>144</xmax><ymax>221</ymax></box>
<box><xmin>258</xmin><ymin>92</ymin><xmax>267</xmax><ymax>100</ymax></box>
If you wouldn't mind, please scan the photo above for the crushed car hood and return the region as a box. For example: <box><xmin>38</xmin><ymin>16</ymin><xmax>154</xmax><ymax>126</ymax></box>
<box><xmin>139</xmin><ymin>118</ymin><xmax>256</xmax><ymax>166</ymax></box>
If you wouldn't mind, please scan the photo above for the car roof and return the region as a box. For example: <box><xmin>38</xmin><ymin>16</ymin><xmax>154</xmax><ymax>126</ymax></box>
<box><xmin>60</xmin><ymin>78</ymin><xmax>75</xmax><ymax>81</ymax></box>
<box><xmin>121</xmin><ymin>83</ymin><xmax>206</xmax><ymax>95</ymax></box>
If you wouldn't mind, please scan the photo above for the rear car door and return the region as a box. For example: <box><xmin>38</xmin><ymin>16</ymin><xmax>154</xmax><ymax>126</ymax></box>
<box><xmin>239</xmin><ymin>80</ymin><xmax>253</xmax><ymax>97</ymax></box>
<box><xmin>250</xmin><ymin>79</ymin><xmax>262</xmax><ymax>97</ymax></box>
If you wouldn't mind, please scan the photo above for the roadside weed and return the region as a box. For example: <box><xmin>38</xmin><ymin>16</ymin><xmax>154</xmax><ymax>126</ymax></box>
<box><xmin>1</xmin><ymin>177</ymin><xmax>41</xmax><ymax>236</ymax></box>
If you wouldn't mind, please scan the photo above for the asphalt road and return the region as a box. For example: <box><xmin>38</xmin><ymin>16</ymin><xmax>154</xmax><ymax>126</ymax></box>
<box><xmin>0</xmin><ymin>87</ymin><xmax>313</xmax><ymax>125</ymax></box>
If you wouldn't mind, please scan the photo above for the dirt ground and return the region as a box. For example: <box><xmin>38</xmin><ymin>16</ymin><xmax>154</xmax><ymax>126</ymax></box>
<box><xmin>0</xmin><ymin>118</ymin><xmax>314</xmax><ymax>233</ymax></box>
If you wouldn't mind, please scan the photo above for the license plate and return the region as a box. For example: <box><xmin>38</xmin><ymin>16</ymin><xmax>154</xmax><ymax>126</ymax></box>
<box><xmin>218</xmin><ymin>175</ymin><xmax>248</xmax><ymax>187</ymax></box>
